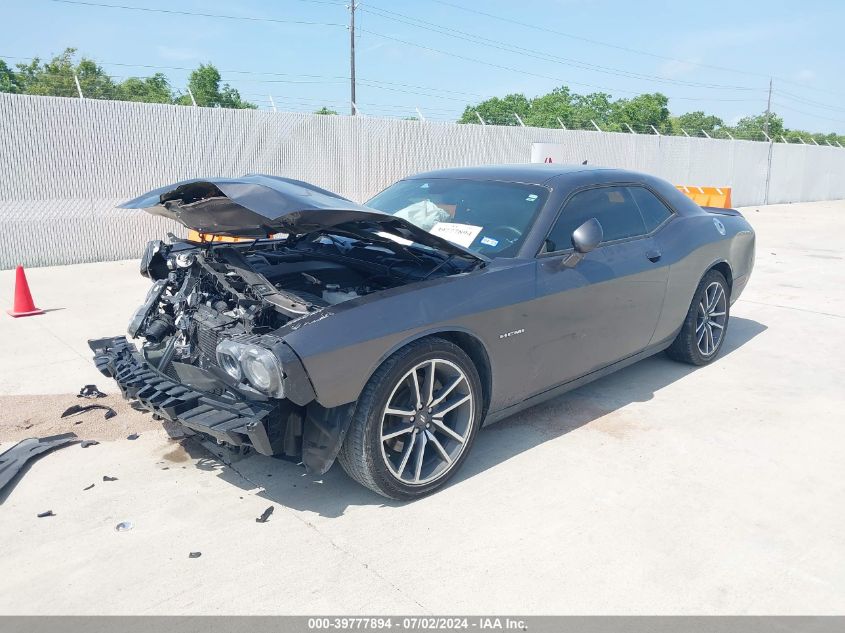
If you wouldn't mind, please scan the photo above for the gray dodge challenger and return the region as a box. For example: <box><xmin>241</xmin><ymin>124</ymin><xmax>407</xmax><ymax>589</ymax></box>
<box><xmin>91</xmin><ymin>164</ymin><xmax>755</xmax><ymax>498</ymax></box>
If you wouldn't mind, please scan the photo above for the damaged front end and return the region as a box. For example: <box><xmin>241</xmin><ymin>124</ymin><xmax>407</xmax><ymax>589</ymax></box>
<box><xmin>91</xmin><ymin>175</ymin><xmax>483</xmax><ymax>473</ymax></box>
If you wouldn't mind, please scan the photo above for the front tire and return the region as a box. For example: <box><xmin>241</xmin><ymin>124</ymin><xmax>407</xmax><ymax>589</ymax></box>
<box><xmin>666</xmin><ymin>269</ymin><xmax>730</xmax><ymax>366</ymax></box>
<box><xmin>337</xmin><ymin>337</ymin><xmax>483</xmax><ymax>500</ymax></box>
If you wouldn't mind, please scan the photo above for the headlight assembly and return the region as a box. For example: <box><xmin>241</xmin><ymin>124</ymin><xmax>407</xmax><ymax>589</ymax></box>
<box><xmin>216</xmin><ymin>339</ymin><xmax>246</xmax><ymax>381</ymax></box>
<box><xmin>215</xmin><ymin>340</ymin><xmax>285</xmax><ymax>398</ymax></box>
<box><xmin>241</xmin><ymin>346</ymin><xmax>285</xmax><ymax>398</ymax></box>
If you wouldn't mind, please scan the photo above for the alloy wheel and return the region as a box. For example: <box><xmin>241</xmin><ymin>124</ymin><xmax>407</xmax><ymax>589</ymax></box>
<box><xmin>696</xmin><ymin>281</ymin><xmax>727</xmax><ymax>356</ymax></box>
<box><xmin>379</xmin><ymin>359</ymin><xmax>474</xmax><ymax>485</ymax></box>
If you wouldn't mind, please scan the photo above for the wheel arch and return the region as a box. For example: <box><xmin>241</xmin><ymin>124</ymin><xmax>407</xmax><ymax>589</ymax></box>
<box><xmin>707</xmin><ymin>260</ymin><xmax>733</xmax><ymax>292</ymax></box>
<box><xmin>366</xmin><ymin>327</ymin><xmax>493</xmax><ymax>419</ymax></box>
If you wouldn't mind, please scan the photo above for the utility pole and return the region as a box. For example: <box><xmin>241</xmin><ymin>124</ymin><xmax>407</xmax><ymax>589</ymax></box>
<box><xmin>763</xmin><ymin>78</ymin><xmax>774</xmax><ymax>205</ymax></box>
<box><xmin>349</xmin><ymin>2</ymin><xmax>357</xmax><ymax>116</ymax></box>
<box><xmin>764</xmin><ymin>78</ymin><xmax>772</xmax><ymax>139</ymax></box>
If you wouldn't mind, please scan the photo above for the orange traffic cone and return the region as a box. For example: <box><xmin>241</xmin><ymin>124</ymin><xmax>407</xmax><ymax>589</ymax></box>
<box><xmin>7</xmin><ymin>265</ymin><xmax>44</xmax><ymax>317</ymax></box>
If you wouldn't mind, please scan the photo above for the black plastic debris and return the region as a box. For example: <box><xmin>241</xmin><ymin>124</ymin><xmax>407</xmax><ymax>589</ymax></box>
<box><xmin>0</xmin><ymin>433</ymin><xmax>80</xmax><ymax>495</ymax></box>
<box><xmin>188</xmin><ymin>552</ymin><xmax>202</xmax><ymax>559</ymax></box>
<box><xmin>126</xmin><ymin>433</ymin><xmax>139</xmax><ymax>440</ymax></box>
<box><xmin>102</xmin><ymin>475</ymin><xmax>118</xmax><ymax>482</ymax></box>
<box><xmin>115</xmin><ymin>521</ymin><xmax>133</xmax><ymax>532</ymax></box>
<box><xmin>77</xmin><ymin>384</ymin><xmax>107</xmax><ymax>399</ymax></box>
<box><xmin>37</xmin><ymin>510</ymin><xmax>55</xmax><ymax>518</ymax></box>
<box><xmin>80</xmin><ymin>440</ymin><xmax>99</xmax><ymax>448</ymax></box>
<box><xmin>83</xmin><ymin>484</ymin><xmax>95</xmax><ymax>491</ymax></box>
<box><xmin>61</xmin><ymin>404</ymin><xmax>116</xmax><ymax>420</ymax></box>
<box><xmin>255</xmin><ymin>506</ymin><xmax>274</xmax><ymax>523</ymax></box>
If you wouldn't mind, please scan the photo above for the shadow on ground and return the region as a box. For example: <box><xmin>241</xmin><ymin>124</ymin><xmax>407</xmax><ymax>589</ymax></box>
<box><xmin>192</xmin><ymin>317</ymin><xmax>767</xmax><ymax>518</ymax></box>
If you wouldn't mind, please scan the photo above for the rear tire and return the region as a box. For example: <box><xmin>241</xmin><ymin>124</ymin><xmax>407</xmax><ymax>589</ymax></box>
<box><xmin>666</xmin><ymin>269</ymin><xmax>730</xmax><ymax>366</ymax></box>
<box><xmin>337</xmin><ymin>337</ymin><xmax>483</xmax><ymax>500</ymax></box>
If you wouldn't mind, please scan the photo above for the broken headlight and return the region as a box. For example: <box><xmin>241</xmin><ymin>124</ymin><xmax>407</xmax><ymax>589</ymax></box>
<box><xmin>215</xmin><ymin>340</ymin><xmax>285</xmax><ymax>398</ymax></box>
<box><xmin>242</xmin><ymin>346</ymin><xmax>284</xmax><ymax>398</ymax></box>
<box><xmin>216</xmin><ymin>339</ymin><xmax>245</xmax><ymax>382</ymax></box>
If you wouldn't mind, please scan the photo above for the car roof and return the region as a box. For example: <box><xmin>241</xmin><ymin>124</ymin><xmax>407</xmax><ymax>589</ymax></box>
<box><xmin>406</xmin><ymin>163</ymin><xmax>620</xmax><ymax>186</ymax></box>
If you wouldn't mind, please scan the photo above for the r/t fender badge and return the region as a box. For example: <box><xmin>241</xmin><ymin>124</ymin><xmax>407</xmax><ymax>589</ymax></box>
<box><xmin>713</xmin><ymin>218</ymin><xmax>726</xmax><ymax>235</ymax></box>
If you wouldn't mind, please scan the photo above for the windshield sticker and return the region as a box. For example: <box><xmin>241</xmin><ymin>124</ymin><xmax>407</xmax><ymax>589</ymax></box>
<box><xmin>429</xmin><ymin>222</ymin><xmax>483</xmax><ymax>248</ymax></box>
<box><xmin>480</xmin><ymin>236</ymin><xmax>499</xmax><ymax>247</ymax></box>
<box><xmin>526</xmin><ymin>194</ymin><xmax>538</xmax><ymax>201</ymax></box>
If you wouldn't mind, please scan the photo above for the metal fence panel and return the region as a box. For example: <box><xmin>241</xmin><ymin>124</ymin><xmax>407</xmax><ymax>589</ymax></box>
<box><xmin>1</xmin><ymin>92</ymin><xmax>843</xmax><ymax>269</ymax></box>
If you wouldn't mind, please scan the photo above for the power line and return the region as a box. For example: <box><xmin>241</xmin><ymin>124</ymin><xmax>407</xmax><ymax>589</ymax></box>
<box><xmin>426</xmin><ymin>0</ymin><xmax>845</xmax><ymax>100</ymax></box>
<box><xmin>772</xmin><ymin>101</ymin><xmax>845</xmax><ymax>126</ymax></box>
<box><xmin>1</xmin><ymin>53</ymin><xmax>491</xmax><ymax>100</ymax></box>
<box><xmin>774</xmin><ymin>89</ymin><xmax>845</xmax><ymax>114</ymax></box>
<box><xmin>46</xmin><ymin>0</ymin><xmax>347</xmax><ymax>27</ymax></box>
<box><xmin>361</xmin><ymin>4</ymin><xmax>760</xmax><ymax>92</ymax></box>
<box><xmin>358</xmin><ymin>28</ymin><xmax>765</xmax><ymax>103</ymax></box>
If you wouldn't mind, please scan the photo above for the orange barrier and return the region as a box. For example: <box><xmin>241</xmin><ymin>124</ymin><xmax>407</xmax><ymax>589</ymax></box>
<box><xmin>676</xmin><ymin>185</ymin><xmax>732</xmax><ymax>209</ymax></box>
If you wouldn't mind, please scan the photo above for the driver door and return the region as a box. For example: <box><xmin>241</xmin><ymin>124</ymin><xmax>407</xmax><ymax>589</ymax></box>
<box><xmin>528</xmin><ymin>185</ymin><xmax>670</xmax><ymax>392</ymax></box>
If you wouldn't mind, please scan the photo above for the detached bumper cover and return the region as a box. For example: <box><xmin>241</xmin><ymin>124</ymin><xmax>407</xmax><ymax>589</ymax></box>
<box><xmin>89</xmin><ymin>337</ymin><xmax>278</xmax><ymax>454</ymax></box>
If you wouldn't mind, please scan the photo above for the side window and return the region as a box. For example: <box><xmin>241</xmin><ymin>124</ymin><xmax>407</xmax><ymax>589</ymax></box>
<box><xmin>628</xmin><ymin>186</ymin><xmax>673</xmax><ymax>232</ymax></box>
<box><xmin>545</xmin><ymin>186</ymin><xmax>647</xmax><ymax>252</ymax></box>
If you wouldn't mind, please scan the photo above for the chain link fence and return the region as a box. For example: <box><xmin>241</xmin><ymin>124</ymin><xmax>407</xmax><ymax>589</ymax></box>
<box><xmin>1</xmin><ymin>92</ymin><xmax>843</xmax><ymax>269</ymax></box>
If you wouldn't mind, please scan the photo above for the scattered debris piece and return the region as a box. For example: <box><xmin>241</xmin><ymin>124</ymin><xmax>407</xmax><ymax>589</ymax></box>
<box><xmin>255</xmin><ymin>506</ymin><xmax>274</xmax><ymax>523</ymax></box>
<box><xmin>188</xmin><ymin>552</ymin><xmax>202</xmax><ymax>559</ymax></box>
<box><xmin>114</xmin><ymin>521</ymin><xmax>133</xmax><ymax>532</ymax></box>
<box><xmin>77</xmin><ymin>384</ymin><xmax>107</xmax><ymax>399</ymax></box>
<box><xmin>37</xmin><ymin>510</ymin><xmax>55</xmax><ymax>518</ymax></box>
<box><xmin>83</xmin><ymin>484</ymin><xmax>95</xmax><ymax>491</ymax></box>
<box><xmin>126</xmin><ymin>433</ymin><xmax>139</xmax><ymax>441</ymax></box>
<box><xmin>61</xmin><ymin>404</ymin><xmax>116</xmax><ymax>420</ymax></box>
<box><xmin>80</xmin><ymin>440</ymin><xmax>99</xmax><ymax>448</ymax></box>
<box><xmin>102</xmin><ymin>475</ymin><xmax>118</xmax><ymax>482</ymax></box>
<box><xmin>161</xmin><ymin>466</ymin><xmax>169</xmax><ymax>470</ymax></box>
<box><xmin>0</xmin><ymin>433</ymin><xmax>80</xmax><ymax>495</ymax></box>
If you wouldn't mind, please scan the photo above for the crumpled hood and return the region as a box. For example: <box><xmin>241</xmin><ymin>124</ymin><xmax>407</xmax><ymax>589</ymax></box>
<box><xmin>120</xmin><ymin>174</ymin><xmax>485</xmax><ymax>262</ymax></box>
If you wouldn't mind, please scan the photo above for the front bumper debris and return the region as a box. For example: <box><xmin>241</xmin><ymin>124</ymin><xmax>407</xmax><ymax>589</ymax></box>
<box><xmin>89</xmin><ymin>337</ymin><xmax>278</xmax><ymax>455</ymax></box>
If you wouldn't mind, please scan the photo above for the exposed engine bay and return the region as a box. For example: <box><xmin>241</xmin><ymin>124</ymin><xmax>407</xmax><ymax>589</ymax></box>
<box><xmin>129</xmin><ymin>232</ymin><xmax>478</xmax><ymax>378</ymax></box>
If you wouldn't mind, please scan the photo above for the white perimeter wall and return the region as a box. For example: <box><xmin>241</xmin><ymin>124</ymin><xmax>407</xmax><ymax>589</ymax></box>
<box><xmin>1</xmin><ymin>92</ymin><xmax>843</xmax><ymax>268</ymax></box>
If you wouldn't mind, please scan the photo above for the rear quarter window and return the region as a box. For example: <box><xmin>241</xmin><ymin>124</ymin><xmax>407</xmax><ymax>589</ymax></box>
<box><xmin>628</xmin><ymin>186</ymin><xmax>673</xmax><ymax>232</ymax></box>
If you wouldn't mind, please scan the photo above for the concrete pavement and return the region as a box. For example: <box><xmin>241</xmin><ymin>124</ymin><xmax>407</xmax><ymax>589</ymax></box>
<box><xmin>0</xmin><ymin>200</ymin><xmax>843</xmax><ymax>614</ymax></box>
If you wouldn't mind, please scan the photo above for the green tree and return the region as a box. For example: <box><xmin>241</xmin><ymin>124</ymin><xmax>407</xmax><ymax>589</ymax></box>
<box><xmin>14</xmin><ymin>48</ymin><xmax>117</xmax><ymax>99</ymax></box>
<box><xmin>672</xmin><ymin>110</ymin><xmax>724</xmax><ymax>137</ymax></box>
<box><xmin>314</xmin><ymin>106</ymin><xmax>338</xmax><ymax>115</ymax></box>
<box><xmin>569</xmin><ymin>92</ymin><xmax>615</xmax><ymax>129</ymax></box>
<box><xmin>611</xmin><ymin>92</ymin><xmax>671</xmax><ymax>133</ymax></box>
<box><xmin>523</xmin><ymin>86</ymin><xmax>575</xmax><ymax>128</ymax></box>
<box><xmin>176</xmin><ymin>64</ymin><xmax>255</xmax><ymax>109</ymax></box>
<box><xmin>730</xmin><ymin>111</ymin><xmax>784</xmax><ymax>141</ymax></box>
<box><xmin>458</xmin><ymin>93</ymin><xmax>530</xmax><ymax>126</ymax></box>
<box><xmin>0</xmin><ymin>59</ymin><xmax>23</xmax><ymax>94</ymax></box>
<box><xmin>116</xmin><ymin>73</ymin><xmax>173</xmax><ymax>104</ymax></box>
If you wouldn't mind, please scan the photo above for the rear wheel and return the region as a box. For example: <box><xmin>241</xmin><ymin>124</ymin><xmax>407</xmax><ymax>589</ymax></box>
<box><xmin>666</xmin><ymin>269</ymin><xmax>730</xmax><ymax>366</ymax></box>
<box><xmin>337</xmin><ymin>337</ymin><xmax>483</xmax><ymax>499</ymax></box>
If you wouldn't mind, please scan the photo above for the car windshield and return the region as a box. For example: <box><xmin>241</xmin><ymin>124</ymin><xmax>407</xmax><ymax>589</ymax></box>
<box><xmin>365</xmin><ymin>178</ymin><xmax>549</xmax><ymax>257</ymax></box>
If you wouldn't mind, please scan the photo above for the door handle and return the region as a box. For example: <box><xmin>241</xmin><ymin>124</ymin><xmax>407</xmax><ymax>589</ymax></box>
<box><xmin>646</xmin><ymin>249</ymin><xmax>662</xmax><ymax>263</ymax></box>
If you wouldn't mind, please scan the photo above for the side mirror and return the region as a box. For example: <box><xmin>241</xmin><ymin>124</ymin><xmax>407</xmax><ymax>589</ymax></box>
<box><xmin>562</xmin><ymin>218</ymin><xmax>603</xmax><ymax>268</ymax></box>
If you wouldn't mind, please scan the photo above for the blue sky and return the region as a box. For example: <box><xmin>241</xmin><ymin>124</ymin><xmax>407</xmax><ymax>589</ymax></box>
<box><xmin>3</xmin><ymin>0</ymin><xmax>844</xmax><ymax>133</ymax></box>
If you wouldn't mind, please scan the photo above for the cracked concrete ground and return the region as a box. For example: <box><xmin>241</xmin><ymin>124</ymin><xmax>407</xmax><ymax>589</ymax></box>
<box><xmin>0</xmin><ymin>200</ymin><xmax>843</xmax><ymax>614</ymax></box>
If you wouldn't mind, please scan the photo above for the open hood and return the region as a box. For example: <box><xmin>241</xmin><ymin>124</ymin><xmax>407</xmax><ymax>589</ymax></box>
<box><xmin>120</xmin><ymin>174</ymin><xmax>486</xmax><ymax>263</ymax></box>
